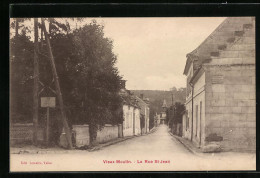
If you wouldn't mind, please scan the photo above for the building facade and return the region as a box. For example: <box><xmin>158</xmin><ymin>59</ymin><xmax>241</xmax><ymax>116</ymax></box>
<box><xmin>136</xmin><ymin>95</ymin><xmax>150</xmax><ymax>134</ymax></box>
<box><xmin>183</xmin><ymin>17</ymin><xmax>255</xmax><ymax>151</ymax></box>
<box><xmin>122</xmin><ymin>104</ymin><xmax>141</xmax><ymax>137</ymax></box>
<box><xmin>119</xmin><ymin>88</ymin><xmax>141</xmax><ymax>137</ymax></box>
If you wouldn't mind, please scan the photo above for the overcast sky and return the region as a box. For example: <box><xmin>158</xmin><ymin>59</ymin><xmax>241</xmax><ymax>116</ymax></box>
<box><xmin>94</xmin><ymin>17</ymin><xmax>226</xmax><ymax>90</ymax></box>
<box><xmin>11</xmin><ymin>17</ymin><xmax>226</xmax><ymax>90</ymax></box>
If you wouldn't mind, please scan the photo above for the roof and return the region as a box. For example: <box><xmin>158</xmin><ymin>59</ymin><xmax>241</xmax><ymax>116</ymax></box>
<box><xmin>135</xmin><ymin>96</ymin><xmax>149</xmax><ymax>105</ymax></box>
<box><xmin>183</xmin><ymin>17</ymin><xmax>254</xmax><ymax>75</ymax></box>
<box><xmin>183</xmin><ymin>17</ymin><xmax>254</xmax><ymax>87</ymax></box>
<box><xmin>189</xmin><ymin>66</ymin><xmax>204</xmax><ymax>85</ymax></box>
<box><xmin>119</xmin><ymin>89</ymin><xmax>140</xmax><ymax>108</ymax></box>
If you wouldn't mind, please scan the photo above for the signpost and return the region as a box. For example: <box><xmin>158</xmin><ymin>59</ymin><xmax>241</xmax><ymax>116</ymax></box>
<box><xmin>42</xmin><ymin>19</ymin><xmax>73</xmax><ymax>149</ymax></box>
<box><xmin>41</xmin><ymin>97</ymin><xmax>56</xmax><ymax>146</ymax></box>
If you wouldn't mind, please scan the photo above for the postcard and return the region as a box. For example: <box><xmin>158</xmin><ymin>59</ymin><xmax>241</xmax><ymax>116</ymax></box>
<box><xmin>10</xmin><ymin>16</ymin><xmax>256</xmax><ymax>172</ymax></box>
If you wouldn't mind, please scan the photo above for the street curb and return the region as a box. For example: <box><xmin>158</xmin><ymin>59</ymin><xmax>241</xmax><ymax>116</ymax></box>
<box><xmin>11</xmin><ymin>128</ymin><xmax>159</xmax><ymax>154</ymax></box>
<box><xmin>168</xmin><ymin>131</ymin><xmax>202</xmax><ymax>157</ymax></box>
<box><xmin>90</xmin><ymin>127</ymin><xmax>158</xmax><ymax>151</ymax></box>
<box><xmin>89</xmin><ymin>136</ymin><xmax>135</xmax><ymax>152</ymax></box>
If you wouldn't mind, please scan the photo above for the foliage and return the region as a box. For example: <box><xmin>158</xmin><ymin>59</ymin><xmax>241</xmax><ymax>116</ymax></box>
<box><xmin>10</xmin><ymin>18</ymin><xmax>123</xmax><ymax>145</ymax></box>
<box><xmin>168</xmin><ymin>102</ymin><xmax>185</xmax><ymax>134</ymax></box>
<box><xmin>10</xmin><ymin>18</ymin><xmax>32</xmax><ymax>38</ymax></box>
<box><xmin>10</xmin><ymin>35</ymin><xmax>34</xmax><ymax>123</ymax></box>
<box><xmin>64</xmin><ymin>21</ymin><xmax>123</xmax><ymax>125</ymax></box>
<box><xmin>174</xmin><ymin>102</ymin><xmax>185</xmax><ymax>124</ymax></box>
<box><xmin>132</xmin><ymin>88</ymin><xmax>186</xmax><ymax>128</ymax></box>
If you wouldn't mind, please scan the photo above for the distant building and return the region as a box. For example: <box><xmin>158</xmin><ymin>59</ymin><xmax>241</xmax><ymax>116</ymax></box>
<box><xmin>183</xmin><ymin>17</ymin><xmax>255</xmax><ymax>151</ymax></box>
<box><xmin>154</xmin><ymin>113</ymin><xmax>160</xmax><ymax>127</ymax></box>
<box><xmin>154</xmin><ymin>99</ymin><xmax>168</xmax><ymax>126</ymax></box>
<box><xmin>161</xmin><ymin>99</ymin><xmax>167</xmax><ymax>125</ymax></box>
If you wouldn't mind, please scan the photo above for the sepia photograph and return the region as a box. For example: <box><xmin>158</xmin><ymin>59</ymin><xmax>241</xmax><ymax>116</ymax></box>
<box><xmin>9</xmin><ymin>16</ymin><xmax>256</xmax><ymax>172</ymax></box>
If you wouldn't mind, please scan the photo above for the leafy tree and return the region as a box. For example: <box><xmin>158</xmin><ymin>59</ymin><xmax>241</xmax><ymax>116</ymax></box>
<box><xmin>51</xmin><ymin>20</ymin><xmax>123</xmax><ymax>144</ymax></box>
<box><xmin>168</xmin><ymin>102</ymin><xmax>185</xmax><ymax>135</ymax></box>
<box><xmin>77</xmin><ymin>21</ymin><xmax>121</xmax><ymax>143</ymax></box>
<box><xmin>10</xmin><ymin>18</ymin><xmax>32</xmax><ymax>38</ymax></box>
<box><xmin>170</xmin><ymin>87</ymin><xmax>177</xmax><ymax>92</ymax></box>
<box><xmin>10</xmin><ymin>18</ymin><xmax>123</xmax><ymax>146</ymax></box>
<box><xmin>10</xmin><ymin>34</ymin><xmax>34</xmax><ymax>123</ymax></box>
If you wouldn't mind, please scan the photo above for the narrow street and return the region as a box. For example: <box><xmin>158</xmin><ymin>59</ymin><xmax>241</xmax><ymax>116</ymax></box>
<box><xmin>10</xmin><ymin>125</ymin><xmax>255</xmax><ymax>171</ymax></box>
<box><xmin>100</xmin><ymin>125</ymin><xmax>192</xmax><ymax>157</ymax></box>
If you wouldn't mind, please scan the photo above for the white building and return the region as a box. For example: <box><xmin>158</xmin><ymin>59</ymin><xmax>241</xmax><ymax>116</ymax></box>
<box><xmin>119</xmin><ymin>87</ymin><xmax>141</xmax><ymax>137</ymax></box>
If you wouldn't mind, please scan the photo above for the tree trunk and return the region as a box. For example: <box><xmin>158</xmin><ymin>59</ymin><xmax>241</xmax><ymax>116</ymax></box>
<box><xmin>89</xmin><ymin>121</ymin><xmax>98</xmax><ymax>146</ymax></box>
<box><xmin>33</xmin><ymin>18</ymin><xmax>39</xmax><ymax>145</ymax></box>
<box><xmin>41</xmin><ymin>18</ymin><xmax>73</xmax><ymax>149</ymax></box>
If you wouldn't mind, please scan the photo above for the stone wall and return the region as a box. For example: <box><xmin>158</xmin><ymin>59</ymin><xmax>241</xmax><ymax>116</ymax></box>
<box><xmin>72</xmin><ymin>124</ymin><xmax>120</xmax><ymax>147</ymax></box>
<box><xmin>10</xmin><ymin>123</ymin><xmax>44</xmax><ymax>145</ymax></box>
<box><xmin>72</xmin><ymin>125</ymin><xmax>90</xmax><ymax>147</ymax></box>
<box><xmin>205</xmin><ymin>64</ymin><xmax>255</xmax><ymax>151</ymax></box>
<box><xmin>96</xmin><ymin>124</ymin><xmax>118</xmax><ymax>143</ymax></box>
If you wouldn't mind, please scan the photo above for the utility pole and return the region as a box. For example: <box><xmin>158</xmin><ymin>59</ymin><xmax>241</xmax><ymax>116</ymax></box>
<box><xmin>33</xmin><ymin>18</ymin><xmax>39</xmax><ymax>145</ymax></box>
<box><xmin>41</xmin><ymin>18</ymin><xmax>73</xmax><ymax>149</ymax></box>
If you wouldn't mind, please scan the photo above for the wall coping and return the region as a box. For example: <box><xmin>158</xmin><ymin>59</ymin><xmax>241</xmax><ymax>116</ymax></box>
<box><xmin>72</xmin><ymin>124</ymin><xmax>118</xmax><ymax>127</ymax></box>
<box><xmin>11</xmin><ymin>123</ymin><xmax>33</xmax><ymax>127</ymax></box>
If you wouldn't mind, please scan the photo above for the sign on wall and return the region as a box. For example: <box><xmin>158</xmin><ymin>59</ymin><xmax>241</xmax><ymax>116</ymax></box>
<box><xmin>41</xmin><ymin>97</ymin><xmax>56</xmax><ymax>108</ymax></box>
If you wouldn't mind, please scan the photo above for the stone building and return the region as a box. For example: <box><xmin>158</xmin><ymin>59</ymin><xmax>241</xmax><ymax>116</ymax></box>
<box><xmin>182</xmin><ymin>17</ymin><xmax>255</xmax><ymax>152</ymax></box>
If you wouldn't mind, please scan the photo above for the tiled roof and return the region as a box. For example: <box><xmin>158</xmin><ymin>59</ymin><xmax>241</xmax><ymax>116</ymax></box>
<box><xmin>119</xmin><ymin>89</ymin><xmax>140</xmax><ymax>108</ymax></box>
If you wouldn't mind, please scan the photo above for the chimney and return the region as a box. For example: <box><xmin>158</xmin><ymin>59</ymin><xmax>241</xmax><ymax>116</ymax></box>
<box><xmin>140</xmin><ymin>94</ymin><xmax>144</xmax><ymax>99</ymax></box>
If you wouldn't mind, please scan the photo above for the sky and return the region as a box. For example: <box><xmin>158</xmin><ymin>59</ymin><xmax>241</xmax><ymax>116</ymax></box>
<box><xmin>93</xmin><ymin>17</ymin><xmax>226</xmax><ymax>90</ymax></box>
<box><xmin>11</xmin><ymin>17</ymin><xmax>226</xmax><ymax>91</ymax></box>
